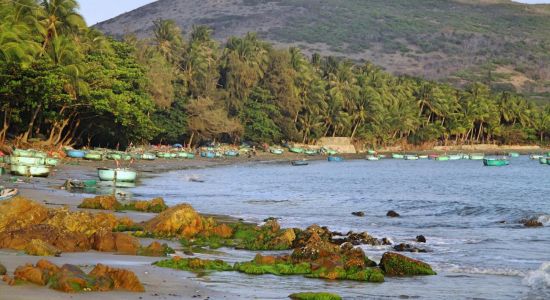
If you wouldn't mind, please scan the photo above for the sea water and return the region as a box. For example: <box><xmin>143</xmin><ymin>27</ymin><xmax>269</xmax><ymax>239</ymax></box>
<box><xmin>132</xmin><ymin>157</ymin><xmax>550</xmax><ymax>299</ymax></box>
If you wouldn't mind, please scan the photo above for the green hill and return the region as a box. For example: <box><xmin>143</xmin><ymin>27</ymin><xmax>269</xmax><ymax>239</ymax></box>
<box><xmin>96</xmin><ymin>0</ymin><xmax>550</xmax><ymax>101</ymax></box>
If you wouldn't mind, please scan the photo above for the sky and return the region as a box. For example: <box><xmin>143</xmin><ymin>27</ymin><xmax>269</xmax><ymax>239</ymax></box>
<box><xmin>78</xmin><ymin>0</ymin><xmax>550</xmax><ymax>25</ymax></box>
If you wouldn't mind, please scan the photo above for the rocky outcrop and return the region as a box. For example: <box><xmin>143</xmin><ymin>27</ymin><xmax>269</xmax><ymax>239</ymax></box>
<box><xmin>143</xmin><ymin>203</ymin><xmax>205</xmax><ymax>237</ymax></box>
<box><xmin>91</xmin><ymin>229</ymin><xmax>140</xmax><ymax>255</ymax></box>
<box><xmin>379</xmin><ymin>252</ymin><xmax>436</xmax><ymax>276</ymax></box>
<box><xmin>393</xmin><ymin>243</ymin><xmax>427</xmax><ymax>253</ymax></box>
<box><xmin>24</xmin><ymin>239</ymin><xmax>61</xmax><ymax>256</ymax></box>
<box><xmin>45</xmin><ymin>208</ymin><xmax>119</xmax><ymax>237</ymax></box>
<box><xmin>0</xmin><ymin>224</ymin><xmax>91</xmax><ymax>252</ymax></box>
<box><xmin>78</xmin><ymin>195</ymin><xmax>121</xmax><ymax>210</ymax></box>
<box><xmin>89</xmin><ymin>264</ymin><xmax>145</xmax><ymax>292</ymax></box>
<box><xmin>416</xmin><ymin>235</ymin><xmax>427</xmax><ymax>243</ymax></box>
<box><xmin>386</xmin><ymin>210</ymin><xmax>400</xmax><ymax>218</ymax></box>
<box><xmin>0</xmin><ymin>197</ymin><xmax>49</xmax><ymax>232</ymax></box>
<box><xmin>522</xmin><ymin>218</ymin><xmax>543</xmax><ymax>227</ymax></box>
<box><xmin>11</xmin><ymin>260</ymin><xmax>144</xmax><ymax>293</ymax></box>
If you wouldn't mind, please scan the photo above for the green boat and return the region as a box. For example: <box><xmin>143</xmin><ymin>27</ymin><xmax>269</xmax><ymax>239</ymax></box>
<box><xmin>13</xmin><ymin>149</ymin><xmax>33</xmax><ymax>157</ymax></box>
<box><xmin>530</xmin><ymin>154</ymin><xmax>543</xmax><ymax>160</ymax></box>
<box><xmin>508</xmin><ymin>152</ymin><xmax>520</xmax><ymax>158</ymax></box>
<box><xmin>10</xmin><ymin>156</ymin><xmax>44</xmax><ymax>166</ymax></box>
<box><xmin>97</xmin><ymin>168</ymin><xmax>137</xmax><ymax>182</ymax></box>
<box><xmin>418</xmin><ymin>155</ymin><xmax>429</xmax><ymax>159</ymax></box>
<box><xmin>141</xmin><ymin>153</ymin><xmax>157</xmax><ymax>160</ymax></box>
<box><xmin>483</xmin><ymin>158</ymin><xmax>509</xmax><ymax>167</ymax></box>
<box><xmin>435</xmin><ymin>155</ymin><xmax>450</xmax><ymax>161</ymax></box>
<box><xmin>325</xmin><ymin>149</ymin><xmax>338</xmax><ymax>155</ymax></box>
<box><xmin>378</xmin><ymin>154</ymin><xmax>387</xmax><ymax>159</ymax></box>
<box><xmin>106</xmin><ymin>152</ymin><xmax>122</xmax><ymax>160</ymax></box>
<box><xmin>539</xmin><ymin>157</ymin><xmax>548</xmax><ymax>164</ymax></box>
<box><xmin>366</xmin><ymin>155</ymin><xmax>380</xmax><ymax>161</ymax></box>
<box><xmin>367</xmin><ymin>149</ymin><xmax>377</xmax><ymax>155</ymax></box>
<box><xmin>392</xmin><ymin>153</ymin><xmax>404</xmax><ymax>159</ymax></box>
<box><xmin>186</xmin><ymin>153</ymin><xmax>195</xmax><ymax>159</ymax></box>
<box><xmin>156</xmin><ymin>152</ymin><xmax>171</xmax><ymax>159</ymax></box>
<box><xmin>404</xmin><ymin>155</ymin><xmax>419</xmax><ymax>160</ymax></box>
<box><xmin>469</xmin><ymin>153</ymin><xmax>485</xmax><ymax>160</ymax></box>
<box><xmin>176</xmin><ymin>152</ymin><xmax>189</xmax><ymax>158</ymax></box>
<box><xmin>448</xmin><ymin>154</ymin><xmax>462</xmax><ymax>160</ymax></box>
<box><xmin>45</xmin><ymin>157</ymin><xmax>59</xmax><ymax>166</ymax></box>
<box><xmin>10</xmin><ymin>164</ymin><xmax>51</xmax><ymax>177</ymax></box>
<box><xmin>304</xmin><ymin>149</ymin><xmax>318</xmax><ymax>156</ymax></box>
<box><xmin>270</xmin><ymin>148</ymin><xmax>284</xmax><ymax>155</ymax></box>
<box><xmin>84</xmin><ymin>152</ymin><xmax>103</xmax><ymax>161</ymax></box>
<box><xmin>289</xmin><ymin>147</ymin><xmax>305</xmax><ymax>154</ymax></box>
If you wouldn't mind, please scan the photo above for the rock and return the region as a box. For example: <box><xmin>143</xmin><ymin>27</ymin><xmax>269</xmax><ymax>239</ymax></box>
<box><xmin>143</xmin><ymin>203</ymin><xmax>205</xmax><ymax>237</ymax></box>
<box><xmin>289</xmin><ymin>292</ymin><xmax>342</xmax><ymax>300</ymax></box>
<box><xmin>14</xmin><ymin>264</ymin><xmax>48</xmax><ymax>285</ymax></box>
<box><xmin>269</xmin><ymin>228</ymin><xmax>296</xmax><ymax>249</ymax></box>
<box><xmin>210</xmin><ymin>224</ymin><xmax>233</xmax><ymax>238</ymax></box>
<box><xmin>50</xmin><ymin>264</ymin><xmax>91</xmax><ymax>293</ymax></box>
<box><xmin>379</xmin><ymin>252</ymin><xmax>436</xmax><ymax>276</ymax></box>
<box><xmin>416</xmin><ymin>235</ymin><xmax>427</xmax><ymax>243</ymax></box>
<box><xmin>386</xmin><ymin>210</ymin><xmax>400</xmax><ymax>218</ymax></box>
<box><xmin>0</xmin><ymin>224</ymin><xmax>91</xmax><ymax>252</ymax></box>
<box><xmin>91</xmin><ymin>230</ymin><xmax>140</xmax><ymax>254</ymax></box>
<box><xmin>24</xmin><ymin>239</ymin><xmax>61</xmax><ymax>256</ymax></box>
<box><xmin>89</xmin><ymin>264</ymin><xmax>145</xmax><ymax>292</ymax></box>
<box><xmin>381</xmin><ymin>237</ymin><xmax>393</xmax><ymax>245</ymax></box>
<box><xmin>46</xmin><ymin>208</ymin><xmax>119</xmax><ymax>237</ymax></box>
<box><xmin>293</xmin><ymin>225</ymin><xmax>333</xmax><ymax>248</ymax></box>
<box><xmin>0</xmin><ymin>197</ymin><xmax>49</xmax><ymax>232</ymax></box>
<box><xmin>138</xmin><ymin>241</ymin><xmax>174</xmax><ymax>257</ymax></box>
<box><xmin>130</xmin><ymin>197</ymin><xmax>168</xmax><ymax>213</ymax></box>
<box><xmin>351</xmin><ymin>211</ymin><xmax>365</xmax><ymax>217</ymax></box>
<box><xmin>331</xmin><ymin>231</ymin><xmax>382</xmax><ymax>246</ymax></box>
<box><xmin>522</xmin><ymin>218</ymin><xmax>543</xmax><ymax>227</ymax></box>
<box><xmin>0</xmin><ymin>262</ymin><xmax>6</xmax><ymax>275</ymax></box>
<box><xmin>78</xmin><ymin>195</ymin><xmax>121</xmax><ymax>210</ymax></box>
<box><xmin>393</xmin><ymin>243</ymin><xmax>427</xmax><ymax>253</ymax></box>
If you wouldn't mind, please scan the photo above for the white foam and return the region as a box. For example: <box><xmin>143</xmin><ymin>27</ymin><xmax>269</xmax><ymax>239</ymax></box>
<box><xmin>522</xmin><ymin>262</ymin><xmax>550</xmax><ymax>290</ymax></box>
<box><xmin>537</xmin><ymin>215</ymin><xmax>550</xmax><ymax>226</ymax></box>
<box><xmin>448</xmin><ymin>265</ymin><xmax>525</xmax><ymax>277</ymax></box>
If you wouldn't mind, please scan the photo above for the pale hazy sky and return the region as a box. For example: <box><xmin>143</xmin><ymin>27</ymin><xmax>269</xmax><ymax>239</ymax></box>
<box><xmin>78</xmin><ymin>0</ymin><xmax>550</xmax><ymax>25</ymax></box>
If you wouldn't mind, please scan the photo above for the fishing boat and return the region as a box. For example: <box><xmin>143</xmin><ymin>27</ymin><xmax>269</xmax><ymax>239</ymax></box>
<box><xmin>428</xmin><ymin>154</ymin><xmax>439</xmax><ymax>160</ymax></box>
<box><xmin>10</xmin><ymin>165</ymin><xmax>51</xmax><ymax>177</ymax></box>
<box><xmin>289</xmin><ymin>147</ymin><xmax>305</xmax><ymax>154</ymax></box>
<box><xmin>469</xmin><ymin>153</ymin><xmax>485</xmax><ymax>160</ymax></box>
<box><xmin>106</xmin><ymin>152</ymin><xmax>122</xmax><ymax>160</ymax></box>
<box><xmin>200</xmin><ymin>151</ymin><xmax>216</xmax><ymax>158</ymax></box>
<box><xmin>97</xmin><ymin>168</ymin><xmax>137</xmax><ymax>182</ymax></box>
<box><xmin>483</xmin><ymin>158</ymin><xmax>509</xmax><ymax>167</ymax></box>
<box><xmin>291</xmin><ymin>160</ymin><xmax>309</xmax><ymax>166</ymax></box>
<box><xmin>367</xmin><ymin>149</ymin><xmax>377</xmax><ymax>155</ymax></box>
<box><xmin>328</xmin><ymin>156</ymin><xmax>344</xmax><ymax>162</ymax></box>
<box><xmin>9</xmin><ymin>156</ymin><xmax>44</xmax><ymax>166</ymax></box>
<box><xmin>391</xmin><ymin>153</ymin><xmax>404</xmax><ymax>159</ymax></box>
<box><xmin>325</xmin><ymin>149</ymin><xmax>338</xmax><ymax>155</ymax></box>
<box><xmin>378</xmin><ymin>154</ymin><xmax>387</xmax><ymax>159</ymax></box>
<box><xmin>0</xmin><ymin>188</ymin><xmax>18</xmax><ymax>200</ymax></box>
<box><xmin>141</xmin><ymin>153</ymin><xmax>157</xmax><ymax>160</ymax></box>
<box><xmin>304</xmin><ymin>149</ymin><xmax>318</xmax><ymax>156</ymax></box>
<box><xmin>176</xmin><ymin>151</ymin><xmax>189</xmax><ymax>158</ymax></box>
<box><xmin>186</xmin><ymin>153</ymin><xmax>195</xmax><ymax>159</ymax></box>
<box><xmin>404</xmin><ymin>155</ymin><xmax>419</xmax><ymax>160</ymax></box>
<box><xmin>530</xmin><ymin>154</ymin><xmax>543</xmax><ymax>160</ymax></box>
<box><xmin>45</xmin><ymin>157</ymin><xmax>59</xmax><ymax>166</ymax></box>
<box><xmin>66</xmin><ymin>149</ymin><xmax>86</xmax><ymax>158</ymax></box>
<box><xmin>418</xmin><ymin>155</ymin><xmax>429</xmax><ymax>159</ymax></box>
<box><xmin>539</xmin><ymin>157</ymin><xmax>548</xmax><ymax>164</ymax></box>
<box><xmin>84</xmin><ymin>151</ymin><xmax>103</xmax><ymax>161</ymax></box>
<box><xmin>13</xmin><ymin>149</ymin><xmax>33</xmax><ymax>157</ymax></box>
<box><xmin>508</xmin><ymin>152</ymin><xmax>520</xmax><ymax>158</ymax></box>
<box><xmin>63</xmin><ymin>179</ymin><xmax>97</xmax><ymax>190</ymax></box>
<box><xmin>448</xmin><ymin>154</ymin><xmax>462</xmax><ymax>160</ymax></box>
<box><xmin>366</xmin><ymin>155</ymin><xmax>380</xmax><ymax>161</ymax></box>
<box><xmin>435</xmin><ymin>155</ymin><xmax>450</xmax><ymax>161</ymax></box>
<box><xmin>224</xmin><ymin>150</ymin><xmax>239</xmax><ymax>157</ymax></box>
<box><xmin>270</xmin><ymin>148</ymin><xmax>284</xmax><ymax>155</ymax></box>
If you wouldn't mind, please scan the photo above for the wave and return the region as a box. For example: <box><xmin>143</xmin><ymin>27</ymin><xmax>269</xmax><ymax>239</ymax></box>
<box><xmin>447</xmin><ymin>265</ymin><xmax>525</xmax><ymax>277</ymax></box>
<box><xmin>522</xmin><ymin>262</ymin><xmax>550</xmax><ymax>291</ymax></box>
<box><xmin>537</xmin><ymin>215</ymin><xmax>550</xmax><ymax>226</ymax></box>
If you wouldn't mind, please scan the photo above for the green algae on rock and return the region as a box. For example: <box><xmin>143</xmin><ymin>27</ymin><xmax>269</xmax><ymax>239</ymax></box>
<box><xmin>289</xmin><ymin>292</ymin><xmax>343</xmax><ymax>300</ymax></box>
<box><xmin>379</xmin><ymin>252</ymin><xmax>436</xmax><ymax>276</ymax></box>
<box><xmin>234</xmin><ymin>254</ymin><xmax>311</xmax><ymax>276</ymax></box>
<box><xmin>153</xmin><ymin>257</ymin><xmax>234</xmax><ymax>272</ymax></box>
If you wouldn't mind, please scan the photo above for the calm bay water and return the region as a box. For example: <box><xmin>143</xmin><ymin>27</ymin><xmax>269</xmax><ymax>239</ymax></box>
<box><xmin>132</xmin><ymin>157</ymin><xmax>550</xmax><ymax>299</ymax></box>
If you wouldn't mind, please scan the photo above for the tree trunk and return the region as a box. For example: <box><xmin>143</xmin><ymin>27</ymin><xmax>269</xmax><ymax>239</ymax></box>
<box><xmin>188</xmin><ymin>132</ymin><xmax>195</xmax><ymax>147</ymax></box>
<box><xmin>21</xmin><ymin>104</ymin><xmax>42</xmax><ymax>142</ymax></box>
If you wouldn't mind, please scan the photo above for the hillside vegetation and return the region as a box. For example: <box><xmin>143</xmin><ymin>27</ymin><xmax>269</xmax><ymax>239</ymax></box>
<box><xmin>95</xmin><ymin>0</ymin><xmax>550</xmax><ymax>101</ymax></box>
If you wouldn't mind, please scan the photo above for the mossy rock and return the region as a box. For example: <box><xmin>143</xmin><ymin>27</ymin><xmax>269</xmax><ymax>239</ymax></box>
<box><xmin>153</xmin><ymin>257</ymin><xmax>233</xmax><ymax>272</ymax></box>
<box><xmin>379</xmin><ymin>252</ymin><xmax>436</xmax><ymax>276</ymax></box>
<box><xmin>233</xmin><ymin>261</ymin><xmax>311</xmax><ymax>276</ymax></box>
<box><xmin>289</xmin><ymin>292</ymin><xmax>342</xmax><ymax>300</ymax></box>
<box><xmin>307</xmin><ymin>266</ymin><xmax>384</xmax><ymax>282</ymax></box>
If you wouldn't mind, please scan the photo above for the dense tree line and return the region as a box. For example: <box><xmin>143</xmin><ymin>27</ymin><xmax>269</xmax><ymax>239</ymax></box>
<box><xmin>1</xmin><ymin>0</ymin><xmax>550</xmax><ymax>148</ymax></box>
